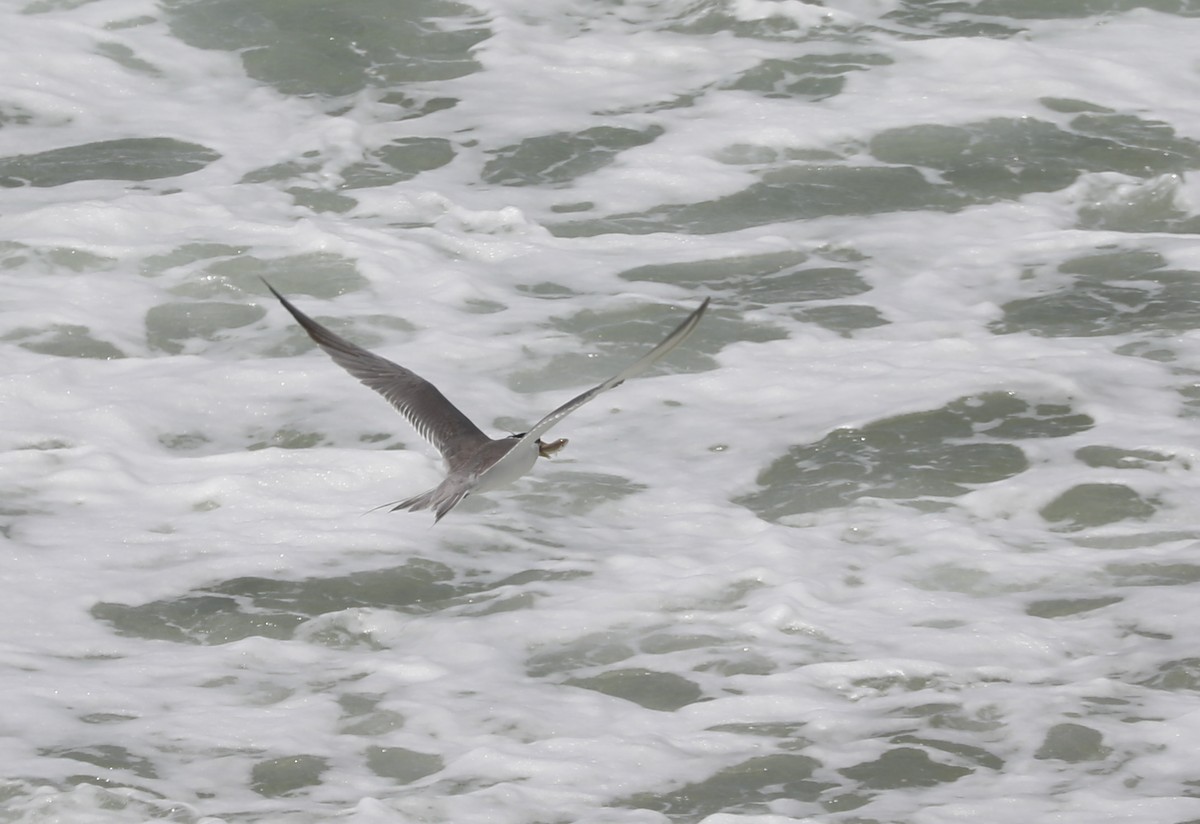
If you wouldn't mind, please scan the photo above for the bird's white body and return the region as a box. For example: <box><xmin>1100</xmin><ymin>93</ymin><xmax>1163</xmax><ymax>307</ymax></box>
<box><xmin>474</xmin><ymin>438</ymin><xmax>539</xmax><ymax>493</ymax></box>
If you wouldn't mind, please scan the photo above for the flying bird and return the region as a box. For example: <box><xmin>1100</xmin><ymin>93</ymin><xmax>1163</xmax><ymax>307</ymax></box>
<box><xmin>263</xmin><ymin>281</ymin><xmax>709</xmax><ymax>522</ymax></box>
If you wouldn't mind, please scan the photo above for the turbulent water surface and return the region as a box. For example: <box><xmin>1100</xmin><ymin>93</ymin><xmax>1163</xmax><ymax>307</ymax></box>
<box><xmin>4</xmin><ymin>0</ymin><xmax>1200</xmax><ymax>822</ymax></box>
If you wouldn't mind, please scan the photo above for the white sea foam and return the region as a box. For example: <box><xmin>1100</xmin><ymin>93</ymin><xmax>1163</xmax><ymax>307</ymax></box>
<box><xmin>4</xmin><ymin>0</ymin><xmax>1200</xmax><ymax>822</ymax></box>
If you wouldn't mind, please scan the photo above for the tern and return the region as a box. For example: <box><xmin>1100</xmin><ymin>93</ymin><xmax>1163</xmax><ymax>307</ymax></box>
<box><xmin>263</xmin><ymin>282</ymin><xmax>709</xmax><ymax>522</ymax></box>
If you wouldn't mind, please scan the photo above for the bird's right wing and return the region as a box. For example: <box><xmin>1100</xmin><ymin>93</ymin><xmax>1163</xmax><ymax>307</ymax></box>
<box><xmin>264</xmin><ymin>281</ymin><xmax>490</xmax><ymax>464</ymax></box>
<box><xmin>477</xmin><ymin>297</ymin><xmax>710</xmax><ymax>487</ymax></box>
<box><xmin>523</xmin><ymin>297</ymin><xmax>710</xmax><ymax>442</ymax></box>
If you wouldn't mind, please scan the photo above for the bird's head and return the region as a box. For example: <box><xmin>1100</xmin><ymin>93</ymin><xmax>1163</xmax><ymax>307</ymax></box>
<box><xmin>509</xmin><ymin>432</ymin><xmax>569</xmax><ymax>458</ymax></box>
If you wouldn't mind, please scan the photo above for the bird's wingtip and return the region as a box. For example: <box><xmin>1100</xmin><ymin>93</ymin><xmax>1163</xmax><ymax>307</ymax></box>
<box><xmin>260</xmin><ymin>277</ymin><xmax>284</xmax><ymax>300</ymax></box>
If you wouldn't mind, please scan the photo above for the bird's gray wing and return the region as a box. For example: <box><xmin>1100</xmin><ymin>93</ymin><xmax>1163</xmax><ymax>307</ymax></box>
<box><xmin>480</xmin><ymin>297</ymin><xmax>710</xmax><ymax>484</ymax></box>
<box><xmin>264</xmin><ymin>281</ymin><xmax>490</xmax><ymax>465</ymax></box>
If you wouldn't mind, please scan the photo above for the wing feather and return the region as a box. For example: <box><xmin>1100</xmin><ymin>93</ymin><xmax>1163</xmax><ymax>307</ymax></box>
<box><xmin>479</xmin><ymin>297</ymin><xmax>710</xmax><ymax>484</ymax></box>
<box><xmin>264</xmin><ymin>281</ymin><xmax>490</xmax><ymax>465</ymax></box>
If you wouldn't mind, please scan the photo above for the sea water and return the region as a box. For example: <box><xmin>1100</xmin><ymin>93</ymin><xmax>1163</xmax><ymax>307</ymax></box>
<box><xmin>3</xmin><ymin>0</ymin><xmax>1200</xmax><ymax>821</ymax></box>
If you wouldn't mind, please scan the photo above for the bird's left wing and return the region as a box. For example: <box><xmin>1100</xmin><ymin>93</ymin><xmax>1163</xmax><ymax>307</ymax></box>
<box><xmin>263</xmin><ymin>281</ymin><xmax>492</xmax><ymax>464</ymax></box>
